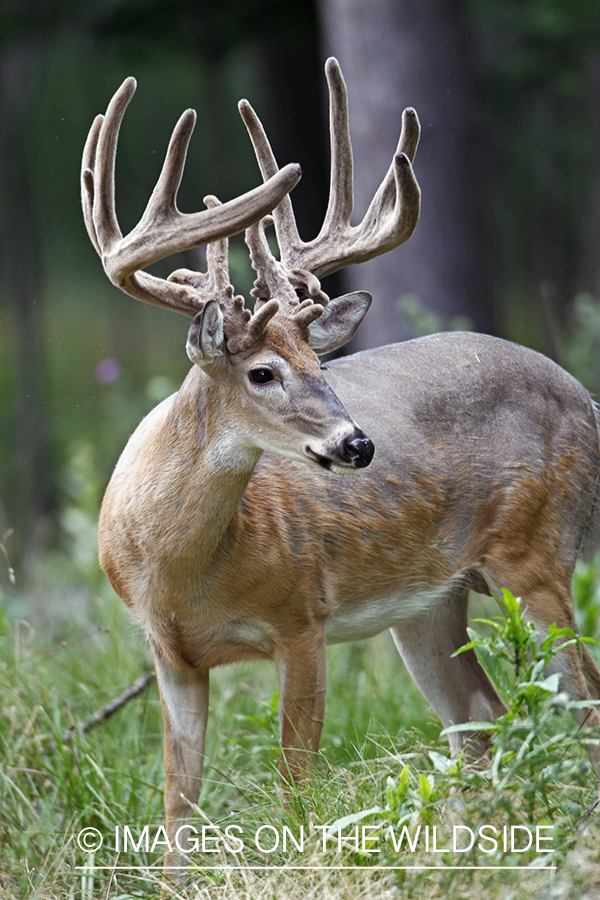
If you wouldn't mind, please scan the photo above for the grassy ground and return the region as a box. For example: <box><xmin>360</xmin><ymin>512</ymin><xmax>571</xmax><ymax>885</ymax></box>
<box><xmin>2</xmin><ymin>549</ymin><xmax>600</xmax><ymax>899</ymax></box>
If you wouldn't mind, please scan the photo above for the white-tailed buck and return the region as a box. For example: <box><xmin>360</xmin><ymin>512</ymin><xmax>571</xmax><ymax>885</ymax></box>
<box><xmin>82</xmin><ymin>59</ymin><xmax>600</xmax><ymax>872</ymax></box>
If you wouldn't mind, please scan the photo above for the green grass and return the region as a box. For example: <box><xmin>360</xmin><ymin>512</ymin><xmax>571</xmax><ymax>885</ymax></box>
<box><xmin>2</xmin><ymin>553</ymin><xmax>600</xmax><ymax>899</ymax></box>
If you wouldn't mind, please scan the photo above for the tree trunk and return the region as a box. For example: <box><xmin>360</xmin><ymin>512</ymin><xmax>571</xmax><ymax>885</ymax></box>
<box><xmin>0</xmin><ymin>40</ymin><xmax>56</xmax><ymax>558</ymax></box>
<box><xmin>318</xmin><ymin>0</ymin><xmax>494</xmax><ymax>349</ymax></box>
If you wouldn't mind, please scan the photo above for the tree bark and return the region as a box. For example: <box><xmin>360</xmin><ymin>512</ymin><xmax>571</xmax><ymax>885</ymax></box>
<box><xmin>0</xmin><ymin>40</ymin><xmax>55</xmax><ymax>557</ymax></box>
<box><xmin>318</xmin><ymin>0</ymin><xmax>494</xmax><ymax>349</ymax></box>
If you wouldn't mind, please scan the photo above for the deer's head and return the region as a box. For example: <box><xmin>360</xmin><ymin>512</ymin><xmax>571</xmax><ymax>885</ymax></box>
<box><xmin>81</xmin><ymin>59</ymin><xmax>420</xmax><ymax>473</ymax></box>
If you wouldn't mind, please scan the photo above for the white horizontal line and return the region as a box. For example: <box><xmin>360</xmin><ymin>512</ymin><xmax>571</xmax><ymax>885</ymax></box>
<box><xmin>74</xmin><ymin>864</ymin><xmax>556</xmax><ymax>872</ymax></box>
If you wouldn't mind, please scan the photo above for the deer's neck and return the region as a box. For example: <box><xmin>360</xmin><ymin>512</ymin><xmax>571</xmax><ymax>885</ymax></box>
<box><xmin>100</xmin><ymin>366</ymin><xmax>261</xmax><ymax>599</ymax></box>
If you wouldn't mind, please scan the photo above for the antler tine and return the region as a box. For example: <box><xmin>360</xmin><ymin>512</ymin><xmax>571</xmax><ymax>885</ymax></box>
<box><xmin>168</xmin><ymin>194</ymin><xmax>236</xmax><ymax>303</ymax></box>
<box><xmin>319</xmin><ymin>57</ymin><xmax>354</xmax><ymax>237</ymax></box>
<box><xmin>238</xmin><ymin>58</ymin><xmax>421</xmax><ymax>292</ymax></box>
<box><xmin>245</xmin><ymin>217</ymin><xmax>299</xmax><ymax>311</ymax></box>
<box><xmin>398</xmin><ymin>105</ymin><xmax>421</xmax><ymax>163</ymax></box>
<box><xmin>82</xmin><ymin>78</ymin><xmax>303</xmax><ymax>317</ymax></box>
<box><xmin>238</xmin><ymin>99</ymin><xmax>330</xmax><ymax>307</ymax></box>
<box><xmin>202</xmin><ymin>195</ymin><xmax>232</xmax><ymax>296</ymax></box>
<box><xmin>168</xmin><ymin>194</ymin><xmax>250</xmax><ymax>329</ymax></box>
<box><xmin>238</xmin><ymin>99</ymin><xmax>302</xmax><ymax>261</ymax></box>
<box><xmin>169</xmin><ymin>196</ymin><xmax>283</xmax><ymax>354</ymax></box>
<box><xmin>81</xmin><ymin>114</ymin><xmax>104</xmax><ymax>256</ymax></box>
<box><xmin>352</xmin><ymin>130</ymin><xmax>421</xmax><ymax>262</ymax></box>
<box><xmin>92</xmin><ymin>77</ymin><xmax>135</xmax><ymax>252</ymax></box>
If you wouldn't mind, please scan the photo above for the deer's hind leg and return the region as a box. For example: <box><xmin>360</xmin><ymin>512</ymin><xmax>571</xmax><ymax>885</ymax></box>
<box><xmin>390</xmin><ymin>583</ymin><xmax>507</xmax><ymax>757</ymax></box>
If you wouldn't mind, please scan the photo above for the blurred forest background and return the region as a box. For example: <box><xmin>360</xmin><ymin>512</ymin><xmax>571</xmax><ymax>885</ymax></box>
<box><xmin>2</xmin><ymin>0</ymin><xmax>600</xmax><ymax>578</ymax></box>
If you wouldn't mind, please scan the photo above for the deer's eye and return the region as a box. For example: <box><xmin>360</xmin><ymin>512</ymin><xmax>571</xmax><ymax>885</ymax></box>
<box><xmin>249</xmin><ymin>367</ymin><xmax>275</xmax><ymax>385</ymax></box>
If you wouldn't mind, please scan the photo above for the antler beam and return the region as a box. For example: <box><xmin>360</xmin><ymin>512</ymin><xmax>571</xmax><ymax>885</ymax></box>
<box><xmin>238</xmin><ymin>57</ymin><xmax>421</xmax><ymax>287</ymax></box>
<box><xmin>81</xmin><ymin>77</ymin><xmax>302</xmax><ymax>316</ymax></box>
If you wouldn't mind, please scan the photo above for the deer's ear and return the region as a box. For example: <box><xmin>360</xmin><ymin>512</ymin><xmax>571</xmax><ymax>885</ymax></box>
<box><xmin>186</xmin><ymin>301</ymin><xmax>225</xmax><ymax>366</ymax></box>
<box><xmin>307</xmin><ymin>291</ymin><xmax>372</xmax><ymax>354</ymax></box>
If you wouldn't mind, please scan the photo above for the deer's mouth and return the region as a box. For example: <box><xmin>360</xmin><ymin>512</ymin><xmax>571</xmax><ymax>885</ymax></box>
<box><xmin>305</xmin><ymin>446</ymin><xmax>335</xmax><ymax>470</ymax></box>
<box><xmin>304</xmin><ymin>445</ymin><xmax>364</xmax><ymax>474</ymax></box>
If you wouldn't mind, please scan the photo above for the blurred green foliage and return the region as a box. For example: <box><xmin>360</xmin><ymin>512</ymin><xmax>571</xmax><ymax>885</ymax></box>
<box><xmin>573</xmin><ymin>550</ymin><xmax>600</xmax><ymax>636</ymax></box>
<box><xmin>467</xmin><ymin>0</ymin><xmax>600</xmax><ymax>347</ymax></box>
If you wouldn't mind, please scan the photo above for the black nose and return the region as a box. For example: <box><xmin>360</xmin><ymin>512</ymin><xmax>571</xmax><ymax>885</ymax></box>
<box><xmin>344</xmin><ymin>433</ymin><xmax>375</xmax><ymax>468</ymax></box>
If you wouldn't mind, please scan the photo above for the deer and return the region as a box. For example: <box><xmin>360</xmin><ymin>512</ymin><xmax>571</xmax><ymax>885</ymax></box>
<box><xmin>82</xmin><ymin>58</ymin><xmax>600</xmax><ymax>873</ymax></box>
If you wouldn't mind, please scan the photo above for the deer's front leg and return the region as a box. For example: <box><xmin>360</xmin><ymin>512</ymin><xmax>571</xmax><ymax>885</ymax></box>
<box><xmin>154</xmin><ymin>650</ymin><xmax>210</xmax><ymax>874</ymax></box>
<box><xmin>274</xmin><ymin>629</ymin><xmax>327</xmax><ymax>789</ymax></box>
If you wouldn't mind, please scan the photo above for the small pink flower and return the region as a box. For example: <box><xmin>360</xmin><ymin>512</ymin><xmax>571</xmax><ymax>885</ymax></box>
<box><xmin>95</xmin><ymin>358</ymin><xmax>122</xmax><ymax>383</ymax></box>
